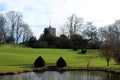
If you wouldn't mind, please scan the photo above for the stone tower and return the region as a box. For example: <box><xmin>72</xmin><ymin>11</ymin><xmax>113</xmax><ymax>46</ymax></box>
<box><xmin>44</xmin><ymin>25</ymin><xmax>56</xmax><ymax>36</ymax></box>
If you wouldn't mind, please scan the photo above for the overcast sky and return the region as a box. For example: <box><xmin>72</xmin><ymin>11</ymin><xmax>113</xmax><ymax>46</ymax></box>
<box><xmin>0</xmin><ymin>0</ymin><xmax>120</xmax><ymax>38</ymax></box>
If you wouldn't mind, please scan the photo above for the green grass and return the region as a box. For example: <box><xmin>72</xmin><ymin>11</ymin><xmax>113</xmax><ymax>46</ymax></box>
<box><xmin>0</xmin><ymin>45</ymin><xmax>120</xmax><ymax>73</ymax></box>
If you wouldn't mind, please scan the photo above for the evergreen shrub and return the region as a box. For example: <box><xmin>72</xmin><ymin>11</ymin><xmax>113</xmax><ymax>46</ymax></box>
<box><xmin>56</xmin><ymin>57</ymin><xmax>67</xmax><ymax>67</ymax></box>
<box><xmin>34</xmin><ymin>56</ymin><xmax>45</xmax><ymax>67</ymax></box>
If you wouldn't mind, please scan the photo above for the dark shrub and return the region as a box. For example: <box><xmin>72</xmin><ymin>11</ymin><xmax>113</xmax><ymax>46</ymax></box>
<box><xmin>56</xmin><ymin>57</ymin><xmax>67</xmax><ymax>67</ymax></box>
<box><xmin>81</xmin><ymin>49</ymin><xmax>87</xmax><ymax>54</ymax></box>
<box><xmin>72</xmin><ymin>46</ymin><xmax>78</xmax><ymax>51</ymax></box>
<box><xmin>34</xmin><ymin>56</ymin><xmax>45</xmax><ymax>67</ymax></box>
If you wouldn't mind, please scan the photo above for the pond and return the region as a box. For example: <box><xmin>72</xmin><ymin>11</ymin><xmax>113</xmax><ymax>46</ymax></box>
<box><xmin>0</xmin><ymin>71</ymin><xmax>120</xmax><ymax>80</ymax></box>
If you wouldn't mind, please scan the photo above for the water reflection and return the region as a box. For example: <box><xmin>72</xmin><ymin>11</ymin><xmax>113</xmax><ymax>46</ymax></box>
<box><xmin>0</xmin><ymin>71</ymin><xmax>120</xmax><ymax>80</ymax></box>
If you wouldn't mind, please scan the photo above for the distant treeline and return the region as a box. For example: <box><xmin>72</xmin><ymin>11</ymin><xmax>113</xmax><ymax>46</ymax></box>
<box><xmin>1</xmin><ymin>12</ymin><xmax>120</xmax><ymax>50</ymax></box>
<box><xmin>25</xmin><ymin>30</ymin><xmax>99</xmax><ymax>49</ymax></box>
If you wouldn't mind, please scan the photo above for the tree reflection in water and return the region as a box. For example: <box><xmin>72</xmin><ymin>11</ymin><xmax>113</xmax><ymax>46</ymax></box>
<box><xmin>0</xmin><ymin>71</ymin><xmax>120</xmax><ymax>80</ymax></box>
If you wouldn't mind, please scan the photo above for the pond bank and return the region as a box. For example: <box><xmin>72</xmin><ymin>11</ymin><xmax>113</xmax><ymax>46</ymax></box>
<box><xmin>0</xmin><ymin>65</ymin><xmax>120</xmax><ymax>76</ymax></box>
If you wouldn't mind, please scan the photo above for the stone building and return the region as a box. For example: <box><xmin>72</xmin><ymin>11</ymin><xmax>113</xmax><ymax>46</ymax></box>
<box><xmin>44</xmin><ymin>25</ymin><xmax>56</xmax><ymax>36</ymax></box>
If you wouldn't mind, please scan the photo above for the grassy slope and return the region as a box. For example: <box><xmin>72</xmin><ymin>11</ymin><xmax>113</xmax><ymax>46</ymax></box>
<box><xmin>0</xmin><ymin>45</ymin><xmax>119</xmax><ymax>73</ymax></box>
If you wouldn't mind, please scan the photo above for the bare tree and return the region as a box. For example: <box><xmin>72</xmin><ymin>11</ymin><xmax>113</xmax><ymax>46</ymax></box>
<box><xmin>0</xmin><ymin>13</ymin><xmax>7</xmax><ymax>43</ymax></box>
<box><xmin>15</xmin><ymin>15</ymin><xmax>23</xmax><ymax>44</ymax></box>
<box><xmin>98</xmin><ymin>27</ymin><xmax>108</xmax><ymax>43</ymax></box>
<box><xmin>6</xmin><ymin>11</ymin><xmax>22</xmax><ymax>43</ymax></box>
<box><xmin>5</xmin><ymin>11</ymin><xmax>32</xmax><ymax>44</ymax></box>
<box><xmin>63</xmin><ymin>14</ymin><xmax>84</xmax><ymax>37</ymax></box>
<box><xmin>99</xmin><ymin>20</ymin><xmax>120</xmax><ymax>46</ymax></box>
<box><xmin>60</xmin><ymin>26</ymin><xmax>67</xmax><ymax>35</ymax></box>
<box><xmin>110</xmin><ymin>20</ymin><xmax>120</xmax><ymax>44</ymax></box>
<box><xmin>83</xmin><ymin>22</ymin><xmax>98</xmax><ymax>48</ymax></box>
<box><xmin>0</xmin><ymin>28</ymin><xmax>3</xmax><ymax>43</ymax></box>
<box><xmin>100</xmin><ymin>43</ymin><xmax>113</xmax><ymax>67</ymax></box>
<box><xmin>98</xmin><ymin>26</ymin><xmax>115</xmax><ymax>44</ymax></box>
<box><xmin>98</xmin><ymin>20</ymin><xmax>120</xmax><ymax>65</ymax></box>
<box><xmin>22</xmin><ymin>23</ymin><xmax>33</xmax><ymax>42</ymax></box>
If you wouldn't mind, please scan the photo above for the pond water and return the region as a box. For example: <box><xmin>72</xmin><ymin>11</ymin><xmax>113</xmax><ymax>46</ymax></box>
<box><xmin>0</xmin><ymin>71</ymin><xmax>120</xmax><ymax>80</ymax></box>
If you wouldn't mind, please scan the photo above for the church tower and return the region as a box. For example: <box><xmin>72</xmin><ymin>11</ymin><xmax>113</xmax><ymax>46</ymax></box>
<box><xmin>44</xmin><ymin>24</ymin><xmax>56</xmax><ymax>36</ymax></box>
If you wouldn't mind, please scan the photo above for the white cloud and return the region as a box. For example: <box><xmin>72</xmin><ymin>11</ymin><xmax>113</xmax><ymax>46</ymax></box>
<box><xmin>0</xmin><ymin>0</ymin><xmax>120</xmax><ymax>38</ymax></box>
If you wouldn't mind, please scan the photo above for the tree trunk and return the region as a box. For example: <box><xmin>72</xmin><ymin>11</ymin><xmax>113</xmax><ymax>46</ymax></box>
<box><xmin>107</xmin><ymin>60</ymin><xmax>109</xmax><ymax>67</ymax></box>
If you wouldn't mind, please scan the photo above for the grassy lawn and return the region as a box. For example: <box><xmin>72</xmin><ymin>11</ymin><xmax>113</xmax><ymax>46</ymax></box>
<box><xmin>0</xmin><ymin>45</ymin><xmax>120</xmax><ymax>73</ymax></box>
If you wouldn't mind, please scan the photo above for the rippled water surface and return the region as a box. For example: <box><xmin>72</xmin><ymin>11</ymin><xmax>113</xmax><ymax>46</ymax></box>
<box><xmin>0</xmin><ymin>71</ymin><xmax>120</xmax><ymax>80</ymax></box>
